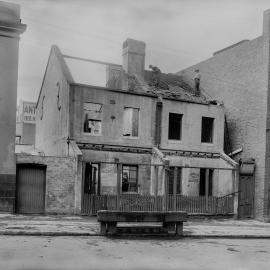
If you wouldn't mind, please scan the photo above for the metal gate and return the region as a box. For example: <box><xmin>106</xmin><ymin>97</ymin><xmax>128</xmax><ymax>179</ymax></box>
<box><xmin>16</xmin><ymin>164</ymin><xmax>46</xmax><ymax>214</ymax></box>
<box><xmin>238</xmin><ymin>159</ymin><xmax>255</xmax><ymax>218</ymax></box>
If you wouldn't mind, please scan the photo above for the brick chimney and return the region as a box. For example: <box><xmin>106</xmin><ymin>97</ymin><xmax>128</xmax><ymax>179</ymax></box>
<box><xmin>122</xmin><ymin>38</ymin><xmax>146</xmax><ymax>79</ymax></box>
<box><xmin>263</xmin><ymin>9</ymin><xmax>270</xmax><ymax>36</ymax></box>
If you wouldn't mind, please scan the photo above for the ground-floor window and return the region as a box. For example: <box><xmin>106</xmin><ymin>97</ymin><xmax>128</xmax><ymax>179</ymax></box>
<box><xmin>199</xmin><ymin>168</ymin><xmax>213</xmax><ymax>196</ymax></box>
<box><xmin>122</xmin><ymin>165</ymin><xmax>138</xmax><ymax>192</ymax></box>
<box><xmin>168</xmin><ymin>167</ymin><xmax>182</xmax><ymax>195</ymax></box>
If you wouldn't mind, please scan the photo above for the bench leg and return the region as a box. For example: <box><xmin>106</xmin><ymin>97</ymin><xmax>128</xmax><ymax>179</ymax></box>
<box><xmin>107</xmin><ymin>222</ymin><xmax>117</xmax><ymax>235</ymax></box>
<box><xmin>100</xmin><ymin>222</ymin><xmax>107</xmax><ymax>235</ymax></box>
<box><xmin>163</xmin><ymin>222</ymin><xmax>176</xmax><ymax>235</ymax></box>
<box><xmin>176</xmin><ymin>223</ymin><xmax>183</xmax><ymax>236</ymax></box>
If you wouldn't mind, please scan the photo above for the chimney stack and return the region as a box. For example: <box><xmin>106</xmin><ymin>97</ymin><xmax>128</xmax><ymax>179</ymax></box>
<box><xmin>263</xmin><ymin>9</ymin><xmax>270</xmax><ymax>37</ymax></box>
<box><xmin>122</xmin><ymin>38</ymin><xmax>146</xmax><ymax>79</ymax></box>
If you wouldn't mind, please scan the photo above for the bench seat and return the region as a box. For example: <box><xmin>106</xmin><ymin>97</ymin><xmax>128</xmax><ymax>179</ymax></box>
<box><xmin>97</xmin><ymin>210</ymin><xmax>187</xmax><ymax>236</ymax></box>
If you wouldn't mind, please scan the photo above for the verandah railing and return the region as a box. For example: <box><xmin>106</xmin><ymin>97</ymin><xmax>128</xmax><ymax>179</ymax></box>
<box><xmin>82</xmin><ymin>194</ymin><xmax>234</xmax><ymax>216</ymax></box>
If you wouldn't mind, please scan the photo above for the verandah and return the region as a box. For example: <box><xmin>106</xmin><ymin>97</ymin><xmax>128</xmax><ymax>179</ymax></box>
<box><xmin>81</xmin><ymin>162</ymin><xmax>237</xmax><ymax>216</ymax></box>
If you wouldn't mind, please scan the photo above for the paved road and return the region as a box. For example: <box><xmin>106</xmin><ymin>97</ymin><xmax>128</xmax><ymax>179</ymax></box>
<box><xmin>0</xmin><ymin>236</ymin><xmax>270</xmax><ymax>270</ymax></box>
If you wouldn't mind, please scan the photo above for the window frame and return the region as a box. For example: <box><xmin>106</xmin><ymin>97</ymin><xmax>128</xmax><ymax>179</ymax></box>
<box><xmin>199</xmin><ymin>168</ymin><xmax>214</xmax><ymax>196</ymax></box>
<box><xmin>83</xmin><ymin>102</ymin><xmax>103</xmax><ymax>136</ymax></box>
<box><xmin>201</xmin><ymin>116</ymin><xmax>214</xmax><ymax>144</ymax></box>
<box><xmin>167</xmin><ymin>167</ymin><xmax>182</xmax><ymax>195</ymax></box>
<box><xmin>122</xmin><ymin>164</ymin><xmax>139</xmax><ymax>193</ymax></box>
<box><xmin>122</xmin><ymin>107</ymin><xmax>140</xmax><ymax>139</ymax></box>
<box><xmin>168</xmin><ymin>112</ymin><xmax>183</xmax><ymax>141</ymax></box>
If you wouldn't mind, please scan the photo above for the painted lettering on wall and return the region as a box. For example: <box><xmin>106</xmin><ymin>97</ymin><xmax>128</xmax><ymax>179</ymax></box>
<box><xmin>23</xmin><ymin>102</ymin><xmax>36</xmax><ymax>123</ymax></box>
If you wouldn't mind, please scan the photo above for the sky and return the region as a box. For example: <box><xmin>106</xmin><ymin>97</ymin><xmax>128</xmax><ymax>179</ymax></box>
<box><xmin>5</xmin><ymin>0</ymin><xmax>270</xmax><ymax>103</ymax></box>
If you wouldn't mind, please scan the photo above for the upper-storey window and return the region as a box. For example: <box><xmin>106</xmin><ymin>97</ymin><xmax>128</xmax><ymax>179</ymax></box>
<box><xmin>83</xmin><ymin>102</ymin><xmax>102</xmax><ymax>135</ymax></box>
<box><xmin>123</xmin><ymin>107</ymin><xmax>139</xmax><ymax>137</ymax></box>
<box><xmin>168</xmin><ymin>113</ymin><xmax>183</xmax><ymax>140</ymax></box>
<box><xmin>201</xmin><ymin>117</ymin><xmax>214</xmax><ymax>143</ymax></box>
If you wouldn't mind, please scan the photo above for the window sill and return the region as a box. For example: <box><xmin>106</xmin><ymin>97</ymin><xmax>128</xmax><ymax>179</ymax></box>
<box><xmin>82</xmin><ymin>132</ymin><xmax>102</xmax><ymax>137</ymax></box>
<box><xmin>168</xmin><ymin>139</ymin><xmax>182</xmax><ymax>143</ymax></box>
<box><xmin>201</xmin><ymin>142</ymin><xmax>214</xmax><ymax>145</ymax></box>
<box><xmin>122</xmin><ymin>136</ymin><xmax>139</xmax><ymax>140</ymax></box>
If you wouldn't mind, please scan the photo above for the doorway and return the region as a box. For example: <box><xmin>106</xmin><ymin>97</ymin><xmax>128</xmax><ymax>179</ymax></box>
<box><xmin>16</xmin><ymin>164</ymin><xmax>46</xmax><ymax>214</ymax></box>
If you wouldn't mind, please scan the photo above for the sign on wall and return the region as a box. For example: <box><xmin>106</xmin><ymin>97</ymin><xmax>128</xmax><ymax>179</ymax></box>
<box><xmin>17</xmin><ymin>101</ymin><xmax>36</xmax><ymax>124</ymax></box>
<box><xmin>23</xmin><ymin>102</ymin><xmax>36</xmax><ymax>123</ymax></box>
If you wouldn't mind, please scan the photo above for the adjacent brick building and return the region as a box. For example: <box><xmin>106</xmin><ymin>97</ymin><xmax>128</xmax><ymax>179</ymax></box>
<box><xmin>178</xmin><ymin>9</ymin><xmax>270</xmax><ymax>221</ymax></box>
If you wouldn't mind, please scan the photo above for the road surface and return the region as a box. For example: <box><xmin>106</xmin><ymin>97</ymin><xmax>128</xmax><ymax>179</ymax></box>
<box><xmin>0</xmin><ymin>236</ymin><xmax>270</xmax><ymax>270</ymax></box>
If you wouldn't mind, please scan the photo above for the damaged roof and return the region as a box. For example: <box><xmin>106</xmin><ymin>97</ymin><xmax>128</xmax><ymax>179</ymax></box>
<box><xmin>57</xmin><ymin>51</ymin><xmax>215</xmax><ymax>105</ymax></box>
<box><xmin>143</xmin><ymin>71</ymin><xmax>209</xmax><ymax>104</ymax></box>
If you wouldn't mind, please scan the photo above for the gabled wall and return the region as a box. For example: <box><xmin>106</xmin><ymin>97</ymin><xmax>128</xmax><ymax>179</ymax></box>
<box><xmin>35</xmin><ymin>46</ymin><xmax>71</xmax><ymax>156</ymax></box>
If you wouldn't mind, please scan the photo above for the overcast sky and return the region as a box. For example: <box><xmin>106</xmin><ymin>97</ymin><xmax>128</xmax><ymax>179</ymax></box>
<box><xmin>6</xmin><ymin>0</ymin><xmax>270</xmax><ymax>103</ymax></box>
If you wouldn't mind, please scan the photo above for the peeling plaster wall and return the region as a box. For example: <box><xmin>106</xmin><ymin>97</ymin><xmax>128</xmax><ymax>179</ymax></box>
<box><xmin>81</xmin><ymin>149</ymin><xmax>151</xmax><ymax>195</ymax></box>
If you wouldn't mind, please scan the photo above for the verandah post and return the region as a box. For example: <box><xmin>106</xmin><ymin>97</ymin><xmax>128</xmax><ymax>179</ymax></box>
<box><xmin>205</xmin><ymin>169</ymin><xmax>209</xmax><ymax>212</ymax></box>
<box><xmin>173</xmin><ymin>167</ymin><xmax>177</xmax><ymax>211</ymax></box>
<box><xmin>154</xmin><ymin>165</ymin><xmax>159</xmax><ymax>211</ymax></box>
<box><xmin>116</xmin><ymin>163</ymin><xmax>122</xmax><ymax>210</ymax></box>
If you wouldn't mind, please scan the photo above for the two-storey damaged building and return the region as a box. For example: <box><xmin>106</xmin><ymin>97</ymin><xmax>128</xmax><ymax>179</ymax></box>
<box><xmin>15</xmin><ymin>38</ymin><xmax>237</xmax><ymax>215</ymax></box>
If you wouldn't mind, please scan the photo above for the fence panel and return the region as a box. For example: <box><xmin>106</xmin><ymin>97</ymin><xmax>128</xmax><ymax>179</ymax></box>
<box><xmin>81</xmin><ymin>194</ymin><xmax>234</xmax><ymax>215</ymax></box>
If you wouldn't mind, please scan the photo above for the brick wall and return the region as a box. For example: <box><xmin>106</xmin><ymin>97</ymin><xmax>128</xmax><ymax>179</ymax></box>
<box><xmin>179</xmin><ymin>35</ymin><xmax>268</xmax><ymax>220</ymax></box>
<box><xmin>16</xmin><ymin>154</ymin><xmax>80</xmax><ymax>214</ymax></box>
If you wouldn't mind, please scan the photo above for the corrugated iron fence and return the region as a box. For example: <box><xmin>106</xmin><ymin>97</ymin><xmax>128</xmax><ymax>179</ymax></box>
<box><xmin>82</xmin><ymin>194</ymin><xmax>234</xmax><ymax>216</ymax></box>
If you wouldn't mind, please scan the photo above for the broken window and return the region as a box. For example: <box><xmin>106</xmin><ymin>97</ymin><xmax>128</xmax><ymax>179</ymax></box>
<box><xmin>168</xmin><ymin>113</ymin><xmax>182</xmax><ymax>140</ymax></box>
<box><xmin>122</xmin><ymin>165</ymin><xmax>138</xmax><ymax>192</ymax></box>
<box><xmin>83</xmin><ymin>102</ymin><xmax>102</xmax><ymax>135</ymax></box>
<box><xmin>168</xmin><ymin>167</ymin><xmax>182</xmax><ymax>195</ymax></box>
<box><xmin>199</xmin><ymin>168</ymin><xmax>213</xmax><ymax>196</ymax></box>
<box><xmin>201</xmin><ymin>117</ymin><xmax>214</xmax><ymax>143</ymax></box>
<box><xmin>123</xmin><ymin>107</ymin><xmax>139</xmax><ymax>137</ymax></box>
<box><xmin>15</xmin><ymin>136</ymin><xmax>21</xmax><ymax>144</ymax></box>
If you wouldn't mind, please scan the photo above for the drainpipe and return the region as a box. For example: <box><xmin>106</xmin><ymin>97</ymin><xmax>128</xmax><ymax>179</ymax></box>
<box><xmin>155</xmin><ymin>98</ymin><xmax>163</xmax><ymax>146</ymax></box>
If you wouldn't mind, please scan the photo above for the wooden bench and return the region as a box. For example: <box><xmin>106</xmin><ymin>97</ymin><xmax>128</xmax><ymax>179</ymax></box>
<box><xmin>97</xmin><ymin>210</ymin><xmax>188</xmax><ymax>236</ymax></box>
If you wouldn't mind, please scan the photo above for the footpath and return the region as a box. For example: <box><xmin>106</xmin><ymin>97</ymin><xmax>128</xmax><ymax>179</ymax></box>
<box><xmin>0</xmin><ymin>214</ymin><xmax>270</xmax><ymax>238</ymax></box>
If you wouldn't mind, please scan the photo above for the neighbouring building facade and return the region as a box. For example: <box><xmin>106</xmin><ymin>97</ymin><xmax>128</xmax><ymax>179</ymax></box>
<box><xmin>16</xmin><ymin>100</ymin><xmax>36</xmax><ymax>145</ymax></box>
<box><xmin>15</xmin><ymin>38</ymin><xmax>236</xmax><ymax>215</ymax></box>
<box><xmin>178</xmin><ymin>9</ymin><xmax>270</xmax><ymax>221</ymax></box>
<box><xmin>0</xmin><ymin>2</ymin><xmax>26</xmax><ymax>212</ymax></box>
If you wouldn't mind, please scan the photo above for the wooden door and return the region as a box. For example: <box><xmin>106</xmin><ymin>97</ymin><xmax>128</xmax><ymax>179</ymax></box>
<box><xmin>238</xmin><ymin>175</ymin><xmax>254</xmax><ymax>218</ymax></box>
<box><xmin>81</xmin><ymin>163</ymin><xmax>101</xmax><ymax>215</ymax></box>
<box><xmin>16</xmin><ymin>164</ymin><xmax>46</xmax><ymax>214</ymax></box>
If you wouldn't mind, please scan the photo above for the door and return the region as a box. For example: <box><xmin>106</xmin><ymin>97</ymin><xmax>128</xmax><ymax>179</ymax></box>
<box><xmin>81</xmin><ymin>163</ymin><xmax>101</xmax><ymax>215</ymax></box>
<box><xmin>16</xmin><ymin>164</ymin><xmax>46</xmax><ymax>214</ymax></box>
<box><xmin>84</xmin><ymin>163</ymin><xmax>100</xmax><ymax>195</ymax></box>
<box><xmin>238</xmin><ymin>175</ymin><xmax>254</xmax><ymax>218</ymax></box>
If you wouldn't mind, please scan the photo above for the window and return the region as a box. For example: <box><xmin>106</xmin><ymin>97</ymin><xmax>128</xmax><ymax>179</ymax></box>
<box><xmin>15</xmin><ymin>136</ymin><xmax>21</xmax><ymax>144</ymax></box>
<box><xmin>83</xmin><ymin>102</ymin><xmax>102</xmax><ymax>135</ymax></box>
<box><xmin>122</xmin><ymin>165</ymin><xmax>138</xmax><ymax>192</ymax></box>
<box><xmin>201</xmin><ymin>117</ymin><xmax>214</xmax><ymax>143</ymax></box>
<box><xmin>199</xmin><ymin>168</ymin><xmax>213</xmax><ymax>196</ymax></box>
<box><xmin>168</xmin><ymin>167</ymin><xmax>182</xmax><ymax>195</ymax></box>
<box><xmin>168</xmin><ymin>113</ymin><xmax>182</xmax><ymax>140</ymax></box>
<box><xmin>123</xmin><ymin>107</ymin><xmax>139</xmax><ymax>137</ymax></box>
